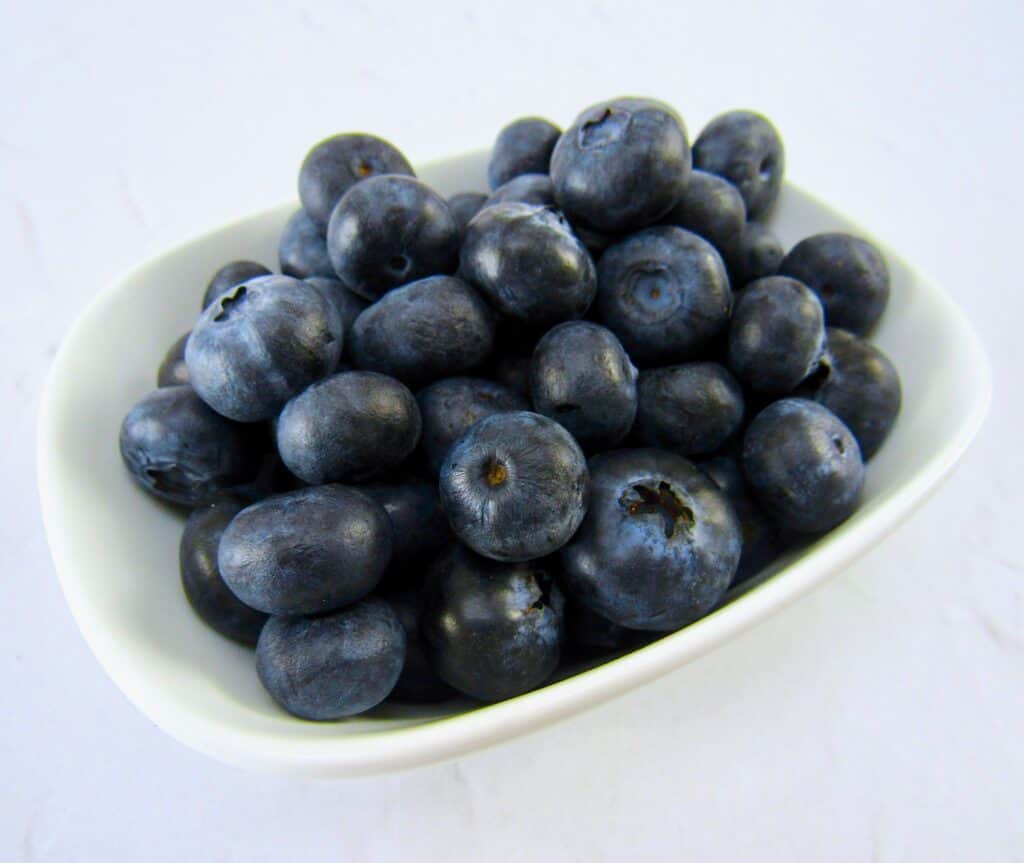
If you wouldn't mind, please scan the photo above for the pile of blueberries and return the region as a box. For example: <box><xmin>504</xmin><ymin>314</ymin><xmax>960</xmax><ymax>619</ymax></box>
<box><xmin>120</xmin><ymin>97</ymin><xmax>902</xmax><ymax>720</ymax></box>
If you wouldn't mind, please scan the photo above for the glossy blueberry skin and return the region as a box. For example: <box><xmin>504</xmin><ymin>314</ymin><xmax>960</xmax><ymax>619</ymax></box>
<box><xmin>728</xmin><ymin>221</ymin><xmax>783</xmax><ymax>287</ymax></box>
<box><xmin>219</xmin><ymin>485</ymin><xmax>392</xmax><ymax>616</ymax></box>
<box><xmin>202</xmin><ymin>260</ymin><xmax>271</xmax><ymax>309</ymax></box>
<box><xmin>728</xmin><ymin>276</ymin><xmax>826</xmax><ymax>393</ymax></box>
<box><xmin>119</xmin><ymin>385</ymin><xmax>259</xmax><ymax>506</ymax></box>
<box><xmin>278</xmin><ymin>209</ymin><xmax>334</xmax><ymax>279</ymax></box>
<box><xmin>488</xmin><ymin>116</ymin><xmax>561</xmax><ymax>189</ymax></box>
<box><xmin>417</xmin><ymin>377</ymin><xmax>529</xmax><ymax>474</ymax></box>
<box><xmin>179</xmin><ymin>493</ymin><xmax>268</xmax><ymax>644</ymax></box>
<box><xmin>304</xmin><ymin>276</ymin><xmax>368</xmax><ymax>351</ymax></box>
<box><xmin>440</xmin><ymin>411</ymin><xmax>588</xmax><ymax>562</ymax></box>
<box><xmin>635</xmin><ymin>362</ymin><xmax>744</xmax><ymax>456</ymax></box>
<box><xmin>801</xmin><ymin>327</ymin><xmax>901</xmax><ymax>459</ymax></box>
<box><xmin>350</xmin><ymin>275</ymin><xmax>496</xmax><ymax>388</ymax></box>
<box><xmin>742</xmin><ymin>398</ymin><xmax>865</xmax><ymax>534</ymax></box>
<box><xmin>447</xmin><ymin>191</ymin><xmax>488</xmax><ymax>240</ymax></box>
<box><xmin>186</xmin><ymin>275</ymin><xmax>342</xmax><ymax>422</ymax></box>
<box><xmin>326</xmin><ymin>174</ymin><xmax>459</xmax><ymax>301</ymax></box>
<box><xmin>564</xmin><ymin>600</ymin><xmax>639</xmax><ymax>656</ymax></box>
<box><xmin>420</xmin><ymin>545</ymin><xmax>564</xmax><ymax>702</ymax></box>
<box><xmin>361</xmin><ymin>481</ymin><xmax>451</xmax><ymax>588</ymax></box>
<box><xmin>595</xmin><ymin>226</ymin><xmax>732</xmax><ymax>366</ymax></box>
<box><xmin>483</xmin><ymin>173</ymin><xmax>555</xmax><ymax>208</ymax></box>
<box><xmin>276</xmin><ymin>371</ymin><xmax>421</xmax><ymax>484</ymax></box>
<box><xmin>529</xmin><ymin>321</ymin><xmax>638</xmax><ymax>451</ymax></box>
<box><xmin>256</xmin><ymin>598</ymin><xmax>405</xmax><ymax>720</ymax></box>
<box><xmin>551</xmin><ymin>97</ymin><xmax>691</xmax><ymax>233</ymax></box>
<box><xmin>660</xmin><ymin>170</ymin><xmax>746</xmax><ymax>257</ymax></box>
<box><xmin>560</xmin><ymin>448</ymin><xmax>740</xmax><ymax>631</ymax></box>
<box><xmin>693</xmin><ymin>110</ymin><xmax>785</xmax><ymax>220</ymax></box>
<box><xmin>157</xmin><ymin>332</ymin><xmax>190</xmax><ymax>387</ymax></box>
<box><xmin>298</xmin><ymin>133</ymin><xmax>414</xmax><ymax>231</ymax></box>
<box><xmin>459</xmin><ymin>202</ymin><xmax>597</xmax><ymax>329</ymax></box>
<box><xmin>385</xmin><ymin>591</ymin><xmax>455</xmax><ymax>703</ymax></box>
<box><xmin>779</xmin><ymin>232</ymin><xmax>890</xmax><ymax>335</ymax></box>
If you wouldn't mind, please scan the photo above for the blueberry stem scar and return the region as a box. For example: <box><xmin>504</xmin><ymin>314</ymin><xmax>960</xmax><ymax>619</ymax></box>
<box><xmin>619</xmin><ymin>481</ymin><xmax>695</xmax><ymax>538</ymax></box>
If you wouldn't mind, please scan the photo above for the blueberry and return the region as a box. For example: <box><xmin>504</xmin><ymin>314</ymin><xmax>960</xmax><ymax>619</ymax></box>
<box><xmin>256</xmin><ymin>597</ymin><xmax>405</xmax><ymax>720</ymax></box>
<box><xmin>728</xmin><ymin>276</ymin><xmax>826</xmax><ymax>394</ymax></box>
<box><xmin>276</xmin><ymin>371</ymin><xmax>421</xmax><ymax>484</ymax></box>
<box><xmin>420</xmin><ymin>545</ymin><xmax>563</xmax><ymax>701</ymax></box>
<box><xmin>728</xmin><ymin>221</ymin><xmax>783</xmax><ymax>287</ymax></box>
<box><xmin>440</xmin><ymin>411</ymin><xmax>588</xmax><ymax>562</ymax></box>
<box><xmin>186</xmin><ymin>275</ymin><xmax>342</xmax><ymax>422</ymax></box>
<box><xmin>693</xmin><ymin>110</ymin><xmax>785</xmax><ymax>220</ymax></box>
<box><xmin>298</xmin><ymin>133</ymin><xmax>414</xmax><ymax>231</ymax></box>
<box><xmin>560</xmin><ymin>448</ymin><xmax>741</xmax><ymax>631</ymax></box>
<box><xmin>595</xmin><ymin>226</ymin><xmax>732</xmax><ymax>366</ymax></box>
<box><xmin>483</xmin><ymin>173</ymin><xmax>555</xmax><ymax>208</ymax></box>
<box><xmin>742</xmin><ymin>398</ymin><xmax>864</xmax><ymax>533</ymax></box>
<box><xmin>350</xmin><ymin>275</ymin><xmax>495</xmax><ymax>388</ymax></box>
<box><xmin>304</xmin><ymin>276</ymin><xmax>369</xmax><ymax>351</ymax></box>
<box><xmin>157</xmin><ymin>332</ymin><xmax>190</xmax><ymax>387</ymax></box>
<box><xmin>447</xmin><ymin>191</ymin><xmax>488</xmax><ymax>240</ymax></box>
<box><xmin>119</xmin><ymin>385</ymin><xmax>259</xmax><ymax>506</ymax></box>
<box><xmin>491</xmin><ymin>355</ymin><xmax>532</xmax><ymax>398</ymax></box>
<box><xmin>635</xmin><ymin>362</ymin><xmax>744</xmax><ymax>456</ymax></box>
<box><xmin>202</xmin><ymin>260</ymin><xmax>272</xmax><ymax>310</ymax></box>
<box><xmin>385</xmin><ymin>591</ymin><xmax>456</xmax><ymax>703</ymax></box>
<box><xmin>179</xmin><ymin>493</ymin><xmax>268</xmax><ymax>644</ymax></box>
<box><xmin>488</xmin><ymin>116</ymin><xmax>562</xmax><ymax>189</ymax></box>
<box><xmin>571</xmin><ymin>222</ymin><xmax>618</xmax><ymax>259</ymax></box>
<box><xmin>278</xmin><ymin>209</ymin><xmax>334</xmax><ymax>279</ymax></box>
<box><xmin>801</xmin><ymin>327</ymin><xmax>901</xmax><ymax>459</ymax></box>
<box><xmin>529</xmin><ymin>321</ymin><xmax>638</xmax><ymax>450</ymax></box>
<box><xmin>219</xmin><ymin>485</ymin><xmax>392</xmax><ymax>615</ymax></box>
<box><xmin>564</xmin><ymin>600</ymin><xmax>639</xmax><ymax>656</ymax></box>
<box><xmin>551</xmin><ymin>97</ymin><xmax>691</xmax><ymax>233</ymax></box>
<box><xmin>417</xmin><ymin>377</ymin><xmax>529</xmax><ymax>474</ymax></box>
<box><xmin>779</xmin><ymin>232</ymin><xmax>890</xmax><ymax>335</ymax></box>
<box><xmin>326</xmin><ymin>174</ymin><xmax>458</xmax><ymax>301</ymax></box>
<box><xmin>459</xmin><ymin>202</ymin><xmax>596</xmax><ymax>328</ymax></box>
<box><xmin>660</xmin><ymin>169</ymin><xmax>746</xmax><ymax>257</ymax></box>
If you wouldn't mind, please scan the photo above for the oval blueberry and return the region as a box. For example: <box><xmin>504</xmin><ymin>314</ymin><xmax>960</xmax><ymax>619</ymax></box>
<box><xmin>447</xmin><ymin>191</ymin><xmax>488</xmax><ymax>241</ymax></box>
<box><xmin>278</xmin><ymin>209</ymin><xmax>334</xmax><ymax>279</ymax></box>
<box><xmin>660</xmin><ymin>169</ymin><xmax>746</xmax><ymax>257</ymax></box>
<box><xmin>483</xmin><ymin>173</ymin><xmax>555</xmax><ymax>208</ymax></box>
<box><xmin>304</xmin><ymin>276</ymin><xmax>369</xmax><ymax>351</ymax></box>
<box><xmin>385</xmin><ymin>591</ymin><xmax>456</xmax><ymax>703</ymax></box>
<box><xmin>727</xmin><ymin>220</ymin><xmax>783</xmax><ymax>287</ymax></box>
<box><xmin>488</xmin><ymin>116</ymin><xmax>561</xmax><ymax>189</ymax></box>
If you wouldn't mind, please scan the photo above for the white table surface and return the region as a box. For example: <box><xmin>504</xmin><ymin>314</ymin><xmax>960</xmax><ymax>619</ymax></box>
<box><xmin>3</xmin><ymin>1</ymin><xmax>1021</xmax><ymax>859</ymax></box>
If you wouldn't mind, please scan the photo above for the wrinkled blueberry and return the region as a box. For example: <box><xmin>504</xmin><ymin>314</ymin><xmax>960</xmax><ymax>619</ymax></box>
<box><xmin>742</xmin><ymin>398</ymin><xmax>864</xmax><ymax>533</ymax></box>
<box><xmin>219</xmin><ymin>485</ymin><xmax>392</xmax><ymax>615</ymax></box>
<box><xmin>529</xmin><ymin>321</ymin><xmax>638</xmax><ymax>450</ymax></box>
<box><xmin>276</xmin><ymin>371</ymin><xmax>421</xmax><ymax>484</ymax></box>
<box><xmin>660</xmin><ymin>169</ymin><xmax>746</xmax><ymax>257</ymax></box>
<box><xmin>447</xmin><ymin>191</ymin><xmax>488</xmax><ymax>240</ymax></box>
<box><xmin>420</xmin><ymin>545</ymin><xmax>563</xmax><ymax>701</ymax></box>
<box><xmin>728</xmin><ymin>221</ymin><xmax>783</xmax><ymax>286</ymax></box>
<box><xmin>304</xmin><ymin>276</ymin><xmax>368</xmax><ymax>352</ymax></box>
<box><xmin>279</xmin><ymin>209</ymin><xmax>334</xmax><ymax>279</ymax></box>
<box><xmin>551</xmin><ymin>97</ymin><xmax>691</xmax><ymax>233</ymax></box>
<box><xmin>202</xmin><ymin>260</ymin><xmax>271</xmax><ymax>310</ymax></box>
<box><xmin>257</xmin><ymin>598</ymin><xmax>405</xmax><ymax>720</ymax></box>
<box><xmin>186</xmin><ymin>275</ymin><xmax>342</xmax><ymax>422</ymax></box>
<box><xmin>693</xmin><ymin>110</ymin><xmax>784</xmax><ymax>219</ymax></box>
<box><xmin>596</xmin><ymin>226</ymin><xmax>732</xmax><ymax>366</ymax></box>
<box><xmin>385</xmin><ymin>591</ymin><xmax>455</xmax><ymax>703</ymax></box>
<box><xmin>326</xmin><ymin>174</ymin><xmax>458</xmax><ymax>301</ymax></box>
<box><xmin>560</xmin><ymin>448</ymin><xmax>740</xmax><ymax>631</ymax></box>
<box><xmin>779</xmin><ymin>232</ymin><xmax>890</xmax><ymax>335</ymax></box>
<box><xmin>157</xmin><ymin>332</ymin><xmax>190</xmax><ymax>387</ymax></box>
<box><xmin>362</xmin><ymin>480</ymin><xmax>451</xmax><ymax>588</ymax></box>
<box><xmin>484</xmin><ymin>173</ymin><xmax>555</xmax><ymax>208</ymax></box>
<box><xmin>440</xmin><ymin>411</ymin><xmax>588</xmax><ymax>562</ymax></box>
<box><xmin>350</xmin><ymin>275</ymin><xmax>495</xmax><ymax>388</ymax></box>
<box><xmin>488</xmin><ymin>116</ymin><xmax>561</xmax><ymax>189</ymax></box>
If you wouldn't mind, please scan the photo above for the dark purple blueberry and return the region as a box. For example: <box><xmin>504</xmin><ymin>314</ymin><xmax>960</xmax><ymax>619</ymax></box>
<box><xmin>483</xmin><ymin>173</ymin><xmax>555</xmax><ymax>208</ymax></box>
<box><xmin>361</xmin><ymin>481</ymin><xmax>451</xmax><ymax>588</ymax></box>
<box><xmin>202</xmin><ymin>260</ymin><xmax>272</xmax><ymax>310</ymax></box>
<box><xmin>564</xmin><ymin>600</ymin><xmax>639</xmax><ymax>656</ymax></box>
<box><xmin>304</xmin><ymin>276</ymin><xmax>369</xmax><ymax>351</ymax></box>
<box><xmin>491</xmin><ymin>355</ymin><xmax>532</xmax><ymax>398</ymax></box>
<box><xmin>157</xmin><ymin>332</ymin><xmax>190</xmax><ymax>388</ymax></box>
<box><xmin>660</xmin><ymin>169</ymin><xmax>746</xmax><ymax>257</ymax></box>
<box><xmin>488</xmin><ymin>116</ymin><xmax>561</xmax><ymax>189</ymax></box>
<box><xmin>278</xmin><ymin>209</ymin><xmax>334</xmax><ymax>279</ymax></box>
<box><xmin>447</xmin><ymin>191</ymin><xmax>488</xmax><ymax>240</ymax></box>
<box><xmin>727</xmin><ymin>221</ymin><xmax>783</xmax><ymax>287</ymax></box>
<box><xmin>385</xmin><ymin>591</ymin><xmax>456</xmax><ymax>703</ymax></box>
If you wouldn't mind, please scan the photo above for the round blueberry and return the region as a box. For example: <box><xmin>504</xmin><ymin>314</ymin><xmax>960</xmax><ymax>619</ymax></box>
<box><xmin>420</xmin><ymin>545</ymin><xmax>564</xmax><ymax>702</ymax></box>
<box><xmin>298</xmin><ymin>133</ymin><xmax>414</xmax><ymax>231</ymax></box>
<box><xmin>440</xmin><ymin>411</ymin><xmax>588</xmax><ymax>562</ymax></box>
<box><xmin>564</xmin><ymin>600</ymin><xmax>640</xmax><ymax>657</ymax></box>
<box><xmin>202</xmin><ymin>260</ymin><xmax>271</xmax><ymax>310</ymax></box>
<box><xmin>635</xmin><ymin>362</ymin><xmax>744</xmax><ymax>456</ymax></box>
<box><xmin>256</xmin><ymin>598</ymin><xmax>405</xmax><ymax>720</ymax></box>
<box><xmin>447</xmin><ymin>191</ymin><xmax>488</xmax><ymax>240</ymax></box>
<box><xmin>483</xmin><ymin>173</ymin><xmax>555</xmax><ymax>208</ymax></box>
<box><xmin>728</xmin><ymin>276</ymin><xmax>826</xmax><ymax>394</ymax></box>
<box><xmin>742</xmin><ymin>398</ymin><xmax>865</xmax><ymax>533</ymax></box>
<box><xmin>219</xmin><ymin>485</ymin><xmax>392</xmax><ymax>616</ymax></box>
<box><xmin>491</xmin><ymin>355</ymin><xmax>532</xmax><ymax>398</ymax></box>
<box><xmin>385</xmin><ymin>591</ymin><xmax>456</xmax><ymax>703</ymax></box>
<box><xmin>660</xmin><ymin>169</ymin><xmax>746</xmax><ymax>257</ymax></box>
<box><xmin>459</xmin><ymin>202</ymin><xmax>596</xmax><ymax>328</ymax></box>
<box><xmin>350</xmin><ymin>275</ymin><xmax>496</xmax><ymax>388</ymax></box>
<box><xmin>326</xmin><ymin>174</ymin><xmax>458</xmax><ymax>301</ymax></box>
<box><xmin>186</xmin><ymin>274</ymin><xmax>342</xmax><ymax>422</ymax></box>
<box><xmin>595</xmin><ymin>226</ymin><xmax>732</xmax><ymax>366</ymax></box>
<box><xmin>693</xmin><ymin>110</ymin><xmax>785</xmax><ymax>220</ymax></box>
<box><xmin>529</xmin><ymin>321</ymin><xmax>638</xmax><ymax>451</ymax></box>
<box><xmin>571</xmin><ymin>222</ymin><xmax>618</xmax><ymax>259</ymax></box>
<box><xmin>779</xmin><ymin>232</ymin><xmax>890</xmax><ymax>335</ymax></box>
<box><xmin>560</xmin><ymin>448</ymin><xmax>741</xmax><ymax>631</ymax></box>
<box><xmin>276</xmin><ymin>371</ymin><xmax>421</xmax><ymax>484</ymax></box>
<box><xmin>119</xmin><ymin>385</ymin><xmax>259</xmax><ymax>506</ymax></box>
<box><xmin>551</xmin><ymin>97</ymin><xmax>691</xmax><ymax>233</ymax></box>
<box><xmin>728</xmin><ymin>221</ymin><xmax>783</xmax><ymax>287</ymax></box>
<box><xmin>179</xmin><ymin>493</ymin><xmax>268</xmax><ymax>644</ymax></box>
<box><xmin>304</xmin><ymin>276</ymin><xmax>369</xmax><ymax>351</ymax></box>
<box><xmin>278</xmin><ymin>209</ymin><xmax>334</xmax><ymax>279</ymax></box>
<box><xmin>488</xmin><ymin>116</ymin><xmax>561</xmax><ymax>189</ymax></box>
<box><xmin>157</xmin><ymin>332</ymin><xmax>190</xmax><ymax>388</ymax></box>
<box><xmin>417</xmin><ymin>377</ymin><xmax>529</xmax><ymax>475</ymax></box>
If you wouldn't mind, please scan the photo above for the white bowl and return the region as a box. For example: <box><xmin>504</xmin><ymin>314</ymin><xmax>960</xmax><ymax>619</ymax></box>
<box><xmin>38</xmin><ymin>150</ymin><xmax>990</xmax><ymax>777</ymax></box>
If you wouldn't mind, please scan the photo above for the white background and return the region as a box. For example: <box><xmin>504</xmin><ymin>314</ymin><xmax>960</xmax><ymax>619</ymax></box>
<box><xmin>3</xmin><ymin>1</ymin><xmax>1022</xmax><ymax>860</ymax></box>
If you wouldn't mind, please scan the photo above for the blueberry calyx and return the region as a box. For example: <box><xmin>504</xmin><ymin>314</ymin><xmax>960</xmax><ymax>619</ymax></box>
<box><xmin>619</xmin><ymin>480</ymin><xmax>695</xmax><ymax>539</ymax></box>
